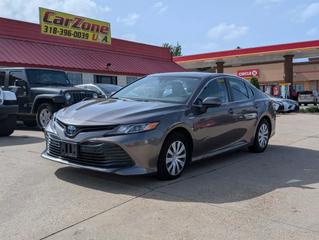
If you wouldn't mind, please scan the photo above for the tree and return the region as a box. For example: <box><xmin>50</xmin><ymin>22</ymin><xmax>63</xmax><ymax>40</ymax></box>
<box><xmin>162</xmin><ymin>42</ymin><xmax>182</xmax><ymax>56</ymax></box>
<box><xmin>250</xmin><ymin>77</ymin><xmax>260</xmax><ymax>89</ymax></box>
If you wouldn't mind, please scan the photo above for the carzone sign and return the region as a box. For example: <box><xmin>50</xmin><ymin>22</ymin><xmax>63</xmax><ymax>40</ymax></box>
<box><xmin>237</xmin><ymin>69</ymin><xmax>260</xmax><ymax>78</ymax></box>
<box><xmin>39</xmin><ymin>7</ymin><xmax>111</xmax><ymax>44</ymax></box>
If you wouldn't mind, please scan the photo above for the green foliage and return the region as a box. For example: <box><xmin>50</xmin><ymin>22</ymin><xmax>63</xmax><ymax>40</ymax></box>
<box><xmin>250</xmin><ymin>77</ymin><xmax>260</xmax><ymax>89</ymax></box>
<box><xmin>299</xmin><ymin>106</ymin><xmax>319</xmax><ymax>113</ymax></box>
<box><xmin>162</xmin><ymin>42</ymin><xmax>182</xmax><ymax>56</ymax></box>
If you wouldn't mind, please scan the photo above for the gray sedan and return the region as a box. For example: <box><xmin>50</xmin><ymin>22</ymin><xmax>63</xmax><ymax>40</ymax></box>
<box><xmin>42</xmin><ymin>72</ymin><xmax>276</xmax><ymax>180</ymax></box>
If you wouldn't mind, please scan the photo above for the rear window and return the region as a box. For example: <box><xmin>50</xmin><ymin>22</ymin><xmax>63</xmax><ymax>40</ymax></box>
<box><xmin>298</xmin><ymin>91</ymin><xmax>313</xmax><ymax>95</ymax></box>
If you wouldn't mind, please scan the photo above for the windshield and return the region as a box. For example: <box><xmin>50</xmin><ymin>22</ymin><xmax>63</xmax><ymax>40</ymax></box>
<box><xmin>113</xmin><ymin>75</ymin><xmax>201</xmax><ymax>103</ymax></box>
<box><xmin>99</xmin><ymin>84</ymin><xmax>122</xmax><ymax>94</ymax></box>
<box><xmin>26</xmin><ymin>69</ymin><xmax>70</xmax><ymax>87</ymax></box>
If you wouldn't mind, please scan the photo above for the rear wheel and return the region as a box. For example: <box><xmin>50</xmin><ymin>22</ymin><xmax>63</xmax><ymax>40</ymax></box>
<box><xmin>157</xmin><ymin>133</ymin><xmax>191</xmax><ymax>180</ymax></box>
<box><xmin>249</xmin><ymin>119</ymin><xmax>270</xmax><ymax>153</ymax></box>
<box><xmin>0</xmin><ymin>115</ymin><xmax>16</xmax><ymax>137</ymax></box>
<box><xmin>36</xmin><ymin>103</ymin><xmax>55</xmax><ymax>130</ymax></box>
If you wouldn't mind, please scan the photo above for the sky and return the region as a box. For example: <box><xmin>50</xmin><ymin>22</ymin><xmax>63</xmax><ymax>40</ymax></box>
<box><xmin>1</xmin><ymin>0</ymin><xmax>319</xmax><ymax>55</ymax></box>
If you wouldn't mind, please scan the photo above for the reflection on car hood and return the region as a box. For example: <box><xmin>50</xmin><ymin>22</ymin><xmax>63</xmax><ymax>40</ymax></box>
<box><xmin>56</xmin><ymin>98</ymin><xmax>185</xmax><ymax>125</ymax></box>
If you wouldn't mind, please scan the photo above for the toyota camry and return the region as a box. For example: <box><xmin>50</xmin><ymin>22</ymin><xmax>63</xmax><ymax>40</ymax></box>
<box><xmin>42</xmin><ymin>72</ymin><xmax>276</xmax><ymax>180</ymax></box>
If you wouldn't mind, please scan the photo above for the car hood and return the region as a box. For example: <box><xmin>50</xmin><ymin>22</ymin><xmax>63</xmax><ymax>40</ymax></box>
<box><xmin>56</xmin><ymin>98</ymin><xmax>186</xmax><ymax>125</ymax></box>
<box><xmin>31</xmin><ymin>86</ymin><xmax>89</xmax><ymax>94</ymax></box>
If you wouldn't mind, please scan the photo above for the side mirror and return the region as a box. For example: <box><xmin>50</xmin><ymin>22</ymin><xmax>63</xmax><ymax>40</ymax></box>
<box><xmin>202</xmin><ymin>97</ymin><xmax>222</xmax><ymax>107</ymax></box>
<box><xmin>14</xmin><ymin>79</ymin><xmax>26</xmax><ymax>88</ymax></box>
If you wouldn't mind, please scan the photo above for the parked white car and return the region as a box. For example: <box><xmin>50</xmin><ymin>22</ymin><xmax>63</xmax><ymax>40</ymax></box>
<box><xmin>270</xmin><ymin>96</ymin><xmax>299</xmax><ymax>113</ymax></box>
<box><xmin>298</xmin><ymin>91</ymin><xmax>318</xmax><ymax>105</ymax></box>
<box><xmin>0</xmin><ymin>88</ymin><xmax>18</xmax><ymax>136</ymax></box>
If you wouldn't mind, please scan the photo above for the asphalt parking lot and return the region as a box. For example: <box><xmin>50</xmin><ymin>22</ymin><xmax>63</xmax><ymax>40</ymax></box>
<box><xmin>1</xmin><ymin>114</ymin><xmax>319</xmax><ymax>240</ymax></box>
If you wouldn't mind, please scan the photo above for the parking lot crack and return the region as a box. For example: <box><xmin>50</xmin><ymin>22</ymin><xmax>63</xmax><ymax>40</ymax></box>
<box><xmin>39</xmin><ymin>189</ymin><xmax>154</xmax><ymax>240</ymax></box>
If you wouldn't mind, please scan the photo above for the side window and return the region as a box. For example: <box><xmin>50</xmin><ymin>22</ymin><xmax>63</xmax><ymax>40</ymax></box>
<box><xmin>248</xmin><ymin>87</ymin><xmax>254</xmax><ymax>98</ymax></box>
<box><xmin>195</xmin><ymin>78</ymin><xmax>228</xmax><ymax>105</ymax></box>
<box><xmin>0</xmin><ymin>72</ymin><xmax>5</xmax><ymax>87</ymax></box>
<box><xmin>228</xmin><ymin>78</ymin><xmax>249</xmax><ymax>101</ymax></box>
<box><xmin>9</xmin><ymin>71</ymin><xmax>24</xmax><ymax>86</ymax></box>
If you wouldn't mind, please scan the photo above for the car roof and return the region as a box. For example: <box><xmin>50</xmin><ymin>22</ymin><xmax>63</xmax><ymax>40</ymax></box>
<box><xmin>0</xmin><ymin>67</ymin><xmax>66</xmax><ymax>72</ymax></box>
<box><xmin>149</xmin><ymin>72</ymin><xmax>240</xmax><ymax>79</ymax></box>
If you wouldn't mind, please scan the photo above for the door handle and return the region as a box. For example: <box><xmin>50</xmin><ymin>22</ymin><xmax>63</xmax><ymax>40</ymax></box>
<box><xmin>228</xmin><ymin>108</ymin><xmax>234</xmax><ymax>114</ymax></box>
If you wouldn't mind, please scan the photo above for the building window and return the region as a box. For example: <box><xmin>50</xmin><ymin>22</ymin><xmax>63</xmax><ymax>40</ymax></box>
<box><xmin>293</xmin><ymin>83</ymin><xmax>304</xmax><ymax>92</ymax></box>
<box><xmin>95</xmin><ymin>75</ymin><xmax>117</xmax><ymax>84</ymax></box>
<box><xmin>67</xmin><ymin>72</ymin><xmax>83</xmax><ymax>85</ymax></box>
<box><xmin>126</xmin><ymin>76</ymin><xmax>139</xmax><ymax>85</ymax></box>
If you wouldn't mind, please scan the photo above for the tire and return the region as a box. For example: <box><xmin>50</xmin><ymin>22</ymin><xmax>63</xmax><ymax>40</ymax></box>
<box><xmin>24</xmin><ymin>120</ymin><xmax>37</xmax><ymax>127</ymax></box>
<box><xmin>36</xmin><ymin>103</ymin><xmax>55</xmax><ymax>130</ymax></box>
<box><xmin>249</xmin><ymin>118</ymin><xmax>270</xmax><ymax>153</ymax></box>
<box><xmin>0</xmin><ymin>115</ymin><xmax>16</xmax><ymax>137</ymax></box>
<box><xmin>157</xmin><ymin>132</ymin><xmax>191</xmax><ymax>180</ymax></box>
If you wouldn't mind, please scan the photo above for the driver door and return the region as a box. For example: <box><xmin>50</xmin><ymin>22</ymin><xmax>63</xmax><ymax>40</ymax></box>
<box><xmin>9</xmin><ymin>71</ymin><xmax>30</xmax><ymax>113</ymax></box>
<box><xmin>192</xmin><ymin>78</ymin><xmax>237</xmax><ymax>157</ymax></box>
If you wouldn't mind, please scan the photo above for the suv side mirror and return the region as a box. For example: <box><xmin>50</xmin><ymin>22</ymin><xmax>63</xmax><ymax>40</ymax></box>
<box><xmin>14</xmin><ymin>79</ymin><xmax>26</xmax><ymax>88</ymax></box>
<box><xmin>202</xmin><ymin>97</ymin><xmax>222</xmax><ymax>107</ymax></box>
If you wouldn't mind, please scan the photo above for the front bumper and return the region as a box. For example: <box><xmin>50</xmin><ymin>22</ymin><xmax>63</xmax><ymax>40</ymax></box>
<box><xmin>41</xmin><ymin>151</ymin><xmax>154</xmax><ymax>175</ymax></box>
<box><xmin>41</xmin><ymin>122</ymin><xmax>164</xmax><ymax>175</ymax></box>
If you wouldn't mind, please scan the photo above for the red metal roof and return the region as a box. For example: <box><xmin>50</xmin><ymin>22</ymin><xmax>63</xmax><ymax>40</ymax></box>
<box><xmin>0</xmin><ymin>17</ymin><xmax>184</xmax><ymax>75</ymax></box>
<box><xmin>174</xmin><ymin>40</ymin><xmax>319</xmax><ymax>63</ymax></box>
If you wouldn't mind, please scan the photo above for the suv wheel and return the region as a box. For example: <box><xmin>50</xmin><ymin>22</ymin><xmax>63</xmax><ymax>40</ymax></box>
<box><xmin>0</xmin><ymin>115</ymin><xmax>16</xmax><ymax>137</ymax></box>
<box><xmin>36</xmin><ymin>103</ymin><xmax>55</xmax><ymax>129</ymax></box>
<box><xmin>157</xmin><ymin>133</ymin><xmax>190</xmax><ymax>180</ymax></box>
<box><xmin>249</xmin><ymin>119</ymin><xmax>270</xmax><ymax>153</ymax></box>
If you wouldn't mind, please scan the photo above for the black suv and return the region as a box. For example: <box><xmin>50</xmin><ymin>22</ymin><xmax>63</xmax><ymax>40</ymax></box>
<box><xmin>0</xmin><ymin>68</ymin><xmax>97</xmax><ymax>129</ymax></box>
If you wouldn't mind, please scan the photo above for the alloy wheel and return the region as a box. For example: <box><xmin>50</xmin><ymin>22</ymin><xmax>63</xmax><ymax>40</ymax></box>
<box><xmin>258</xmin><ymin>123</ymin><xmax>269</xmax><ymax>148</ymax></box>
<box><xmin>165</xmin><ymin>141</ymin><xmax>187</xmax><ymax>176</ymax></box>
<box><xmin>39</xmin><ymin>108</ymin><xmax>52</xmax><ymax>128</ymax></box>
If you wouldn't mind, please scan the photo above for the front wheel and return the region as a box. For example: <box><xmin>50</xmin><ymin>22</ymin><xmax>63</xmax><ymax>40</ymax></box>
<box><xmin>36</xmin><ymin>103</ymin><xmax>55</xmax><ymax>130</ymax></box>
<box><xmin>249</xmin><ymin>119</ymin><xmax>270</xmax><ymax>153</ymax></box>
<box><xmin>157</xmin><ymin>133</ymin><xmax>191</xmax><ymax>180</ymax></box>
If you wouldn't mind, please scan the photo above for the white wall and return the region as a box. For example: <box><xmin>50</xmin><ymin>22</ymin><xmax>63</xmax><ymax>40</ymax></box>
<box><xmin>82</xmin><ymin>73</ymin><xmax>94</xmax><ymax>84</ymax></box>
<box><xmin>117</xmin><ymin>76</ymin><xmax>127</xmax><ymax>87</ymax></box>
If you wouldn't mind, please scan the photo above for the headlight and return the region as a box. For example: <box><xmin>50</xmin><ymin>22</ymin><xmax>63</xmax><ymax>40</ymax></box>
<box><xmin>116</xmin><ymin>122</ymin><xmax>159</xmax><ymax>134</ymax></box>
<box><xmin>65</xmin><ymin>92</ymin><xmax>72</xmax><ymax>101</ymax></box>
<box><xmin>0</xmin><ymin>89</ymin><xmax>3</xmax><ymax>105</ymax></box>
<box><xmin>92</xmin><ymin>93</ymin><xmax>98</xmax><ymax>99</ymax></box>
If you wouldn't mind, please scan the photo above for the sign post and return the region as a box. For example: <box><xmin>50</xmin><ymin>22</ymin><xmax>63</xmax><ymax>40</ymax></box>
<box><xmin>39</xmin><ymin>7</ymin><xmax>111</xmax><ymax>45</ymax></box>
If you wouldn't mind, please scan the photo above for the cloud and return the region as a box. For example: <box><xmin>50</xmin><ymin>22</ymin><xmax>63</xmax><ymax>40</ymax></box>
<box><xmin>153</xmin><ymin>1</ymin><xmax>168</xmax><ymax>14</ymax></box>
<box><xmin>300</xmin><ymin>2</ymin><xmax>319</xmax><ymax>21</ymax></box>
<box><xmin>0</xmin><ymin>0</ymin><xmax>111</xmax><ymax>23</ymax></box>
<box><xmin>307</xmin><ymin>27</ymin><xmax>319</xmax><ymax>36</ymax></box>
<box><xmin>206</xmin><ymin>23</ymin><xmax>248</xmax><ymax>41</ymax></box>
<box><xmin>116</xmin><ymin>13</ymin><xmax>140</xmax><ymax>26</ymax></box>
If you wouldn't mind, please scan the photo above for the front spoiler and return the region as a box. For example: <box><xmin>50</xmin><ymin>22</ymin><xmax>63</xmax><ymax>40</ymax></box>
<box><xmin>41</xmin><ymin>152</ymin><xmax>156</xmax><ymax>176</ymax></box>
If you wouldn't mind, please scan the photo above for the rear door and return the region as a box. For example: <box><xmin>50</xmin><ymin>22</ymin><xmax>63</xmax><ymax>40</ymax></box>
<box><xmin>192</xmin><ymin>78</ymin><xmax>238</xmax><ymax>157</ymax></box>
<box><xmin>226</xmin><ymin>77</ymin><xmax>258</xmax><ymax>143</ymax></box>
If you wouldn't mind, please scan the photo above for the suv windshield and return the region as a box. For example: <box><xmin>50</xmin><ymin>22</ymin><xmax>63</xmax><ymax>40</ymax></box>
<box><xmin>112</xmin><ymin>75</ymin><xmax>201</xmax><ymax>103</ymax></box>
<box><xmin>26</xmin><ymin>69</ymin><xmax>70</xmax><ymax>87</ymax></box>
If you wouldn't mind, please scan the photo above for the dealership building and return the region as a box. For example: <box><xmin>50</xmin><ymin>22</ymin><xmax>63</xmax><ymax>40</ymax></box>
<box><xmin>174</xmin><ymin>41</ymin><xmax>319</xmax><ymax>97</ymax></box>
<box><xmin>0</xmin><ymin>17</ymin><xmax>184</xmax><ymax>86</ymax></box>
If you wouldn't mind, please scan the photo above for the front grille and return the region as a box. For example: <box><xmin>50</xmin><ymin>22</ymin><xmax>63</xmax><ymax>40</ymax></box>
<box><xmin>47</xmin><ymin>134</ymin><xmax>134</xmax><ymax>168</ymax></box>
<box><xmin>56</xmin><ymin>119</ymin><xmax>117</xmax><ymax>137</ymax></box>
<box><xmin>70</xmin><ymin>92</ymin><xmax>94</xmax><ymax>103</ymax></box>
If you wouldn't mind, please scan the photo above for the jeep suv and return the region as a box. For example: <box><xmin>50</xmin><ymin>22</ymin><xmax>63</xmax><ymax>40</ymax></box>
<box><xmin>0</xmin><ymin>68</ymin><xmax>97</xmax><ymax>129</ymax></box>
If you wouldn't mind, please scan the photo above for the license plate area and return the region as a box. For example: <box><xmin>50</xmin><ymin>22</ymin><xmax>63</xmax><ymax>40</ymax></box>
<box><xmin>61</xmin><ymin>142</ymin><xmax>78</xmax><ymax>158</ymax></box>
